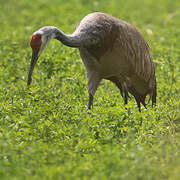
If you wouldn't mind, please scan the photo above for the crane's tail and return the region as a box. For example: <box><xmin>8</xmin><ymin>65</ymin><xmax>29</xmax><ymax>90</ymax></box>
<box><xmin>134</xmin><ymin>94</ymin><xmax>147</xmax><ymax>112</ymax></box>
<box><xmin>107</xmin><ymin>77</ymin><xmax>130</xmax><ymax>105</ymax></box>
<box><xmin>146</xmin><ymin>78</ymin><xmax>157</xmax><ymax>107</ymax></box>
<box><xmin>134</xmin><ymin>84</ymin><xmax>156</xmax><ymax>112</ymax></box>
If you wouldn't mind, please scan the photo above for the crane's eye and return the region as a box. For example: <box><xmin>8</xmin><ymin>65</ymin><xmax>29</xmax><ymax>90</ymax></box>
<box><xmin>30</xmin><ymin>34</ymin><xmax>42</xmax><ymax>51</ymax></box>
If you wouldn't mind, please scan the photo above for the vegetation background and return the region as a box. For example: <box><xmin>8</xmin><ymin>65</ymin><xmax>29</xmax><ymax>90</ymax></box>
<box><xmin>0</xmin><ymin>0</ymin><xmax>180</xmax><ymax>179</ymax></box>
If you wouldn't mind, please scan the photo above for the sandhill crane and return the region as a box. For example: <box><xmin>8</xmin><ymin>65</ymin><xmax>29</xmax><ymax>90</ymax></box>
<box><xmin>27</xmin><ymin>12</ymin><xmax>157</xmax><ymax>111</ymax></box>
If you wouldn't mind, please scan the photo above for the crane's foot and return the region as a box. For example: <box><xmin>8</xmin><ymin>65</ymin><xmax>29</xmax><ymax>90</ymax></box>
<box><xmin>136</xmin><ymin>100</ymin><xmax>141</xmax><ymax>112</ymax></box>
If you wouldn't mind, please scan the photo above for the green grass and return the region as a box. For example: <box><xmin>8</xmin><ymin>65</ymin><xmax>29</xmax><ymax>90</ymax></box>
<box><xmin>0</xmin><ymin>0</ymin><xmax>180</xmax><ymax>179</ymax></box>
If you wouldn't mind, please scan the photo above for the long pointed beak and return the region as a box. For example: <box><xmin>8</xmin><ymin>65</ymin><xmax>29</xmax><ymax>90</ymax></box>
<box><xmin>27</xmin><ymin>50</ymin><xmax>39</xmax><ymax>86</ymax></box>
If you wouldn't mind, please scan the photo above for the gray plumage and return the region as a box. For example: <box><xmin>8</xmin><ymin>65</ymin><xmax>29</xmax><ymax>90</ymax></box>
<box><xmin>28</xmin><ymin>12</ymin><xmax>157</xmax><ymax>111</ymax></box>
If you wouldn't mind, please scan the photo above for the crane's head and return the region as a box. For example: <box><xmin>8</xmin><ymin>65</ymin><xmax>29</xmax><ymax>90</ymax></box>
<box><xmin>27</xmin><ymin>26</ymin><xmax>57</xmax><ymax>85</ymax></box>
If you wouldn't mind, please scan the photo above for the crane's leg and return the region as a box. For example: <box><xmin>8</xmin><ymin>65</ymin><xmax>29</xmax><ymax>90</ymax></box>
<box><xmin>107</xmin><ymin>76</ymin><xmax>130</xmax><ymax>106</ymax></box>
<box><xmin>134</xmin><ymin>96</ymin><xmax>141</xmax><ymax>112</ymax></box>
<box><xmin>112</xmin><ymin>79</ymin><xmax>124</xmax><ymax>98</ymax></box>
<box><xmin>124</xmin><ymin>90</ymin><xmax>128</xmax><ymax>105</ymax></box>
<box><xmin>122</xmin><ymin>82</ymin><xmax>129</xmax><ymax>105</ymax></box>
<box><xmin>88</xmin><ymin>93</ymin><xmax>94</xmax><ymax>110</ymax></box>
<box><xmin>141</xmin><ymin>96</ymin><xmax>147</xmax><ymax>109</ymax></box>
<box><xmin>107</xmin><ymin>77</ymin><xmax>125</xmax><ymax>102</ymax></box>
<box><xmin>152</xmin><ymin>80</ymin><xmax>157</xmax><ymax>107</ymax></box>
<box><xmin>87</xmin><ymin>71</ymin><xmax>101</xmax><ymax>110</ymax></box>
<box><xmin>137</xmin><ymin>101</ymin><xmax>141</xmax><ymax>112</ymax></box>
<box><xmin>79</xmin><ymin>48</ymin><xmax>101</xmax><ymax>110</ymax></box>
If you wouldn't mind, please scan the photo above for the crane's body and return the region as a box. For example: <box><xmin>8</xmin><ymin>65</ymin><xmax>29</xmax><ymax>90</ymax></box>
<box><xmin>28</xmin><ymin>12</ymin><xmax>157</xmax><ymax>111</ymax></box>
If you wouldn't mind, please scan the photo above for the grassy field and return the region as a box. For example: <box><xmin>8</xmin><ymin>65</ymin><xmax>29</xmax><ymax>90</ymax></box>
<box><xmin>0</xmin><ymin>0</ymin><xmax>180</xmax><ymax>179</ymax></box>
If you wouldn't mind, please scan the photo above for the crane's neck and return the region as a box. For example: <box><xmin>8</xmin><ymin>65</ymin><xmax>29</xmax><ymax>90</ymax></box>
<box><xmin>53</xmin><ymin>27</ymin><xmax>81</xmax><ymax>48</ymax></box>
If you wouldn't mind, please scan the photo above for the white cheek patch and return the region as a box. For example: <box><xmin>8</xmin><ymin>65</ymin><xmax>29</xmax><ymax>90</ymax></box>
<box><xmin>33</xmin><ymin>28</ymin><xmax>55</xmax><ymax>57</ymax></box>
<box><xmin>41</xmin><ymin>35</ymin><xmax>46</xmax><ymax>44</ymax></box>
<box><xmin>38</xmin><ymin>35</ymin><xmax>52</xmax><ymax>56</ymax></box>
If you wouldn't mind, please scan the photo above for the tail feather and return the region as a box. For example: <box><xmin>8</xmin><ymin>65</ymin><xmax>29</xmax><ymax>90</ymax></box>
<box><xmin>107</xmin><ymin>76</ymin><xmax>156</xmax><ymax>110</ymax></box>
